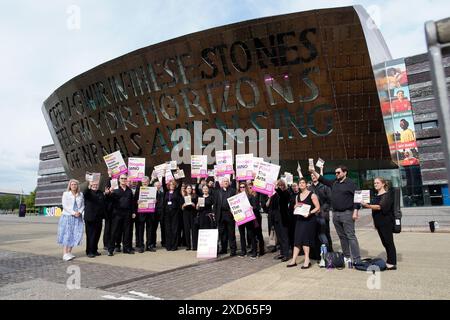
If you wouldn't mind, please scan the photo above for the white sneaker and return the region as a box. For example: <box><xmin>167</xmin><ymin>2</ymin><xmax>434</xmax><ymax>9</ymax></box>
<box><xmin>63</xmin><ymin>254</ymin><xmax>71</xmax><ymax>261</ymax></box>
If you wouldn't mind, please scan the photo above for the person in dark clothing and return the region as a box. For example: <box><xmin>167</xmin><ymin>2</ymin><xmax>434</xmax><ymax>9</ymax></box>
<box><xmin>268</xmin><ymin>180</ymin><xmax>290</xmax><ymax>262</ymax></box>
<box><xmin>361</xmin><ymin>177</ymin><xmax>397</xmax><ymax>270</ymax></box>
<box><xmin>310</xmin><ymin>173</ymin><xmax>333</xmax><ymax>252</ymax></box>
<box><xmin>287</xmin><ymin>182</ymin><xmax>300</xmax><ymax>252</ymax></box>
<box><xmin>83</xmin><ymin>181</ymin><xmax>106</xmax><ymax>258</ymax></box>
<box><xmin>310</xmin><ymin>165</ymin><xmax>361</xmax><ymax>264</ymax></box>
<box><xmin>103</xmin><ymin>172</ymin><xmax>114</xmax><ymax>251</ymax></box>
<box><xmin>105</xmin><ymin>174</ymin><xmax>135</xmax><ymax>256</ymax></box>
<box><xmin>134</xmin><ymin>176</ymin><xmax>154</xmax><ymax>253</ymax></box>
<box><xmin>162</xmin><ymin>176</ymin><xmax>183</xmax><ymax>251</ymax></box>
<box><xmin>182</xmin><ymin>184</ymin><xmax>198</xmax><ymax>250</ymax></box>
<box><xmin>152</xmin><ymin>180</ymin><xmax>165</xmax><ymax>250</ymax></box>
<box><xmin>287</xmin><ymin>178</ymin><xmax>321</xmax><ymax>269</ymax></box>
<box><xmin>236</xmin><ymin>182</ymin><xmax>257</xmax><ymax>258</ymax></box>
<box><xmin>247</xmin><ymin>182</ymin><xmax>265</xmax><ymax>256</ymax></box>
<box><xmin>214</xmin><ymin>176</ymin><xmax>237</xmax><ymax>256</ymax></box>
<box><xmin>196</xmin><ymin>184</ymin><xmax>216</xmax><ymax>229</ymax></box>
<box><xmin>128</xmin><ymin>178</ymin><xmax>139</xmax><ymax>253</ymax></box>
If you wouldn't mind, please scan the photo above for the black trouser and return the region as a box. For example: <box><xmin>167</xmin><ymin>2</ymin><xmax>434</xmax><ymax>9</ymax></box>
<box><xmin>178</xmin><ymin>214</ymin><xmax>186</xmax><ymax>247</ymax></box>
<box><xmin>165</xmin><ymin>209</ymin><xmax>179</xmax><ymax>250</ymax></box>
<box><xmin>103</xmin><ymin>217</ymin><xmax>113</xmax><ymax>249</ymax></box>
<box><xmin>317</xmin><ymin>216</ymin><xmax>333</xmax><ymax>252</ymax></box>
<box><xmin>376</xmin><ymin>222</ymin><xmax>397</xmax><ymax>265</ymax></box>
<box><xmin>183</xmin><ymin>211</ymin><xmax>194</xmax><ymax>249</ymax></box>
<box><xmin>151</xmin><ymin>210</ymin><xmax>162</xmax><ymax>247</ymax></box>
<box><xmin>219</xmin><ymin>211</ymin><xmax>237</xmax><ymax>254</ymax></box>
<box><xmin>274</xmin><ymin>218</ymin><xmax>289</xmax><ymax>257</ymax></box>
<box><xmin>109</xmin><ymin>213</ymin><xmax>132</xmax><ymax>252</ymax></box>
<box><xmin>85</xmin><ymin>218</ymin><xmax>102</xmax><ymax>255</ymax></box>
<box><xmin>238</xmin><ymin>221</ymin><xmax>256</xmax><ymax>255</ymax></box>
<box><xmin>192</xmin><ymin>216</ymin><xmax>200</xmax><ymax>250</ymax></box>
<box><xmin>136</xmin><ymin>214</ymin><xmax>153</xmax><ymax>249</ymax></box>
<box><xmin>254</xmin><ymin>213</ymin><xmax>265</xmax><ymax>254</ymax></box>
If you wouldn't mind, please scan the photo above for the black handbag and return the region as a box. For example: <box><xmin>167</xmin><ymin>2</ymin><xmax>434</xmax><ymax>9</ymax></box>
<box><xmin>324</xmin><ymin>252</ymin><xmax>345</xmax><ymax>269</ymax></box>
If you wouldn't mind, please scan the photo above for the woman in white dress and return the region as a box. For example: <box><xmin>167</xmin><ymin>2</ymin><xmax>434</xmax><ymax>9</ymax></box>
<box><xmin>57</xmin><ymin>179</ymin><xmax>85</xmax><ymax>261</ymax></box>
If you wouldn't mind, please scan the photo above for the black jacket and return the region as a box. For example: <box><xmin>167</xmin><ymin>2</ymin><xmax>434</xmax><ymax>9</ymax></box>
<box><xmin>162</xmin><ymin>176</ymin><xmax>183</xmax><ymax>215</ymax></box>
<box><xmin>213</xmin><ymin>180</ymin><xmax>237</xmax><ymax>223</ymax></box>
<box><xmin>309</xmin><ymin>182</ymin><xmax>332</xmax><ymax>217</ymax></box>
<box><xmin>109</xmin><ymin>186</ymin><xmax>135</xmax><ymax>216</ymax></box>
<box><xmin>83</xmin><ymin>189</ymin><xmax>106</xmax><ymax>222</ymax></box>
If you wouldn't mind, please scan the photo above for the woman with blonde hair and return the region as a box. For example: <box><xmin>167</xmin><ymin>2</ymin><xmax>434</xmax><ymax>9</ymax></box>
<box><xmin>57</xmin><ymin>179</ymin><xmax>85</xmax><ymax>261</ymax></box>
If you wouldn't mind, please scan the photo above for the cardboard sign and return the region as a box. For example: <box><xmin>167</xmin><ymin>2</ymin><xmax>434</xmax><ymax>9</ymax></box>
<box><xmin>294</xmin><ymin>203</ymin><xmax>311</xmax><ymax>217</ymax></box>
<box><xmin>184</xmin><ymin>195</ymin><xmax>192</xmax><ymax>205</ymax></box>
<box><xmin>227</xmin><ymin>192</ymin><xmax>256</xmax><ymax>226</ymax></box>
<box><xmin>174</xmin><ymin>169</ymin><xmax>185</xmax><ymax>180</ymax></box>
<box><xmin>216</xmin><ymin>150</ymin><xmax>234</xmax><ymax>176</ymax></box>
<box><xmin>253</xmin><ymin>157</ymin><xmax>263</xmax><ymax>177</ymax></box>
<box><xmin>253</xmin><ymin>161</ymin><xmax>280</xmax><ymax>196</ymax></box>
<box><xmin>236</xmin><ymin>154</ymin><xmax>254</xmax><ymax>181</ymax></box>
<box><xmin>103</xmin><ymin>151</ymin><xmax>128</xmax><ymax>178</ymax></box>
<box><xmin>316</xmin><ymin>158</ymin><xmax>325</xmax><ymax>168</ymax></box>
<box><xmin>354</xmin><ymin>190</ymin><xmax>370</xmax><ymax>204</ymax></box>
<box><xmin>110</xmin><ymin>178</ymin><xmax>118</xmax><ymax>190</ymax></box>
<box><xmin>138</xmin><ymin>186</ymin><xmax>157</xmax><ymax>213</ymax></box>
<box><xmin>85</xmin><ymin>172</ymin><xmax>101</xmax><ymax>183</ymax></box>
<box><xmin>191</xmin><ymin>155</ymin><xmax>208</xmax><ymax>178</ymax></box>
<box><xmin>197</xmin><ymin>229</ymin><xmax>218</xmax><ymax>259</ymax></box>
<box><xmin>128</xmin><ymin>157</ymin><xmax>145</xmax><ymax>182</ymax></box>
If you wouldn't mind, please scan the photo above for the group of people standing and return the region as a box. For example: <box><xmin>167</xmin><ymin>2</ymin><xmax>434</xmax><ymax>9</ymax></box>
<box><xmin>56</xmin><ymin>162</ymin><xmax>397</xmax><ymax>271</ymax></box>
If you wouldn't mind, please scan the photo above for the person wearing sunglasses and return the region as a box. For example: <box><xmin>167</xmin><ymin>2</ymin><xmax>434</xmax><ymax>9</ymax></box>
<box><xmin>236</xmin><ymin>182</ymin><xmax>257</xmax><ymax>259</ymax></box>
<box><xmin>309</xmin><ymin>165</ymin><xmax>361</xmax><ymax>266</ymax></box>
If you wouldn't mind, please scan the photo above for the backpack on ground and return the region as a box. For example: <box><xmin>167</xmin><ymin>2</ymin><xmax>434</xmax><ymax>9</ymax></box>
<box><xmin>354</xmin><ymin>258</ymin><xmax>387</xmax><ymax>271</ymax></box>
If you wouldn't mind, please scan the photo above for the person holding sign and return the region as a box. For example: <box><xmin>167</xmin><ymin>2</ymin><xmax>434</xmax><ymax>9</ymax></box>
<box><xmin>247</xmin><ymin>182</ymin><xmax>265</xmax><ymax>257</ymax></box>
<box><xmin>135</xmin><ymin>176</ymin><xmax>156</xmax><ymax>253</ymax></box>
<box><xmin>214</xmin><ymin>176</ymin><xmax>237</xmax><ymax>256</ymax></box>
<box><xmin>162</xmin><ymin>174</ymin><xmax>183</xmax><ymax>251</ymax></box>
<box><xmin>310</xmin><ymin>165</ymin><xmax>361</xmax><ymax>265</ymax></box>
<box><xmin>105</xmin><ymin>174</ymin><xmax>135</xmax><ymax>256</ymax></box>
<box><xmin>267</xmin><ymin>180</ymin><xmax>290</xmax><ymax>262</ymax></box>
<box><xmin>196</xmin><ymin>185</ymin><xmax>216</xmax><ymax>230</ymax></box>
<box><xmin>83</xmin><ymin>180</ymin><xmax>106</xmax><ymax>258</ymax></box>
<box><xmin>360</xmin><ymin>177</ymin><xmax>397</xmax><ymax>270</ymax></box>
<box><xmin>182</xmin><ymin>185</ymin><xmax>198</xmax><ymax>251</ymax></box>
<box><xmin>236</xmin><ymin>182</ymin><xmax>257</xmax><ymax>259</ymax></box>
<box><xmin>287</xmin><ymin>178</ymin><xmax>321</xmax><ymax>269</ymax></box>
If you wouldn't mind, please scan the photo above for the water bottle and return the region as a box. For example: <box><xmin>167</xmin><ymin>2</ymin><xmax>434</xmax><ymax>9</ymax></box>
<box><xmin>347</xmin><ymin>258</ymin><xmax>353</xmax><ymax>269</ymax></box>
<box><xmin>319</xmin><ymin>244</ymin><xmax>327</xmax><ymax>268</ymax></box>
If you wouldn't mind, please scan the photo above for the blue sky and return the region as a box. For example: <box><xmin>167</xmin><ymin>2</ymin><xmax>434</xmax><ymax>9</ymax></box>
<box><xmin>0</xmin><ymin>0</ymin><xmax>449</xmax><ymax>193</ymax></box>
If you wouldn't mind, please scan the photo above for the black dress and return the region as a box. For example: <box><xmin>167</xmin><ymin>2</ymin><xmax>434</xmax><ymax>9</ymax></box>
<box><xmin>294</xmin><ymin>191</ymin><xmax>317</xmax><ymax>247</ymax></box>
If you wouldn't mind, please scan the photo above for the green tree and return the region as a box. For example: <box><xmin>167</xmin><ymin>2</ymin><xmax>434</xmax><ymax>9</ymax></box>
<box><xmin>24</xmin><ymin>190</ymin><xmax>36</xmax><ymax>208</ymax></box>
<box><xmin>0</xmin><ymin>195</ymin><xmax>20</xmax><ymax>210</ymax></box>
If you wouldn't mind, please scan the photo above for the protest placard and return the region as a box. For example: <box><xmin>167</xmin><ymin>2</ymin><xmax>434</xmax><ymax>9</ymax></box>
<box><xmin>198</xmin><ymin>197</ymin><xmax>205</xmax><ymax>207</ymax></box>
<box><xmin>294</xmin><ymin>203</ymin><xmax>311</xmax><ymax>217</ymax></box>
<box><xmin>354</xmin><ymin>190</ymin><xmax>371</xmax><ymax>203</ymax></box>
<box><xmin>128</xmin><ymin>157</ymin><xmax>145</xmax><ymax>181</ymax></box>
<box><xmin>85</xmin><ymin>172</ymin><xmax>101</xmax><ymax>183</ymax></box>
<box><xmin>138</xmin><ymin>186</ymin><xmax>157</xmax><ymax>213</ymax></box>
<box><xmin>284</xmin><ymin>172</ymin><xmax>294</xmax><ymax>186</ymax></box>
<box><xmin>103</xmin><ymin>151</ymin><xmax>127</xmax><ymax>178</ymax></box>
<box><xmin>154</xmin><ymin>163</ymin><xmax>168</xmax><ymax>182</ymax></box>
<box><xmin>165</xmin><ymin>169</ymin><xmax>175</xmax><ymax>183</ymax></box>
<box><xmin>169</xmin><ymin>160</ymin><xmax>177</xmax><ymax>170</ymax></box>
<box><xmin>191</xmin><ymin>155</ymin><xmax>208</xmax><ymax>178</ymax></box>
<box><xmin>216</xmin><ymin>150</ymin><xmax>234</xmax><ymax>176</ymax></box>
<box><xmin>253</xmin><ymin>161</ymin><xmax>280</xmax><ymax>196</ymax></box>
<box><xmin>236</xmin><ymin>154</ymin><xmax>254</xmax><ymax>181</ymax></box>
<box><xmin>227</xmin><ymin>192</ymin><xmax>256</xmax><ymax>226</ymax></box>
<box><xmin>174</xmin><ymin>169</ymin><xmax>185</xmax><ymax>180</ymax></box>
<box><xmin>197</xmin><ymin>229</ymin><xmax>218</xmax><ymax>259</ymax></box>
<box><xmin>316</xmin><ymin>158</ymin><xmax>325</xmax><ymax>168</ymax></box>
<box><xmin>184</xmin><ymin>195</ymin><xmax>192</xmax><ymax>206</ymax></box>
<box><xmin>253</xmin><ymin>157</ymin><xmax>263</xmax><ymax>177</ymax></box>
<box><xmin>110</xmin><ymin>178</ymin><xmax>118</xmax><ymax>190</ymax></box>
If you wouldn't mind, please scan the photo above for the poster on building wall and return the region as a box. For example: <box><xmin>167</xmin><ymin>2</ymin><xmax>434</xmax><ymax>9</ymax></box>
<box><xmin>374</xmin><ymin>59</ymin><xmax>420</xmax><ymax>167</ymax></box>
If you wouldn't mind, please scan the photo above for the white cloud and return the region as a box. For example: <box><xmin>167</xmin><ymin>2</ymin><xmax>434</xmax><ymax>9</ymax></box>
<box><xmin>0</xmin><ymin>0</ymin><xmax>449</xmax><ymax>192</ymax></box>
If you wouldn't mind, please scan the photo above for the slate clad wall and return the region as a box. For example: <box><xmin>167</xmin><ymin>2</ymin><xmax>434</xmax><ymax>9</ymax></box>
<box><xmin>405</xmin><ymin>53</ymin><xmax>450</xmax><ymax>185</ymax></box>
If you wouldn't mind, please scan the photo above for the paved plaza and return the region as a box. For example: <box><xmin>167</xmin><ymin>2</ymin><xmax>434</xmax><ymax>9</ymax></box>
<box><xmin>0</xmin><ymin>208</ymin><xmax>449</xmax><ymax>300</ymax></box>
